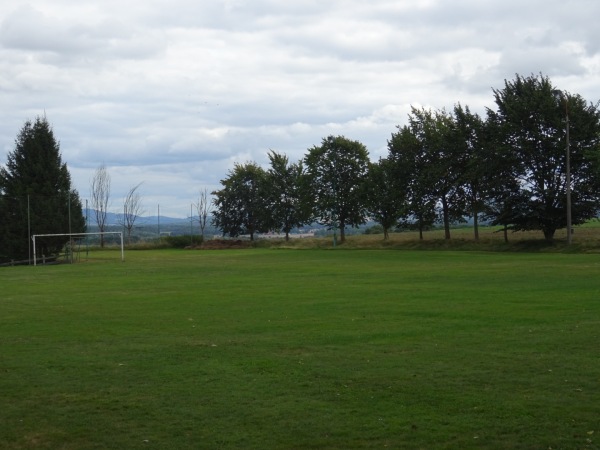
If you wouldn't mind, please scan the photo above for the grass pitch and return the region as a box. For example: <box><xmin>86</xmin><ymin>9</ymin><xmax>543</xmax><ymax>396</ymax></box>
<box><xmin>1</xmin><ymin>249</ymin><xmax>599</xmax><ymax>449</ymax></box>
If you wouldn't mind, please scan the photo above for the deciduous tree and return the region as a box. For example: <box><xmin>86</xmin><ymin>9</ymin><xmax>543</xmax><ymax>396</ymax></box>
<box><xmin>212</xmin><ymin>162</ymin><xmax>270</xmax><ymax>240</ymax></box>
<box><xmin>304</xmin><ymin>135</ymin><xmax>370</xmax><ymax>243</ymax></box>
<box><xmin>90</xmin><ymin>164</ymin><xmax>110</xmax><ymax>247</ymax></box>
<box><xmin>364</xmin><ymin>158</ymin><xmax>407</xmax><ymax>240</ymax></box>
<box><xmin>492</xmin><ymin>73</ymin><xmax>600</xmax><ymax>241</ymax></box>
<box><xmin>118</xmin><ymin>182</ymin><xmax>144</xmax><ymax>244</ymax></box>
<box><xmin>195</xmin><ymin>187</ymin><xmax>212</xmax><ymax>239</ymax></box>
<box><xmin>451</xmin><ymin>104</ymin><xmax>490</xmax><ymax>240</ymax></box>
<box><xmin>265</xmin><ymin>151</ymin><xmax>311</xmax><ymax>241</ymax></box>
<box><xmin>388</xmin><ymin>124</ymin><xmax>437</xmax><ymax>239</ymax></box>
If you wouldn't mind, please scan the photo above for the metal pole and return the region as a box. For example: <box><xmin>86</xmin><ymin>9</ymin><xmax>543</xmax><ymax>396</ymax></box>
<box><xmin>554</xmin><ymin>90</ymin><xmax>573</xmax><ymax>245</ymax></box>
<box><xmin>120</xmin><ymin>232</ymin><xmax>125</xmax><ymax>262</ymax></box>
<box><xmin>33</xmin><ymin>235</ymin><xmax>37</xmax><ymax>266</ymax></box>
<box><xmin>27</xmin><ymin>194</ymin><xmax>31</xmax><ymax>265</ymax></box>
<box><xmin>68</xmin><ymin>191</ymin><xmax>73</xmax><ymax>263</ymax></box>
<box><xmin>331</xmin><ymin>136</ymin><xmax>337</xmax><ymax>247</ymax></box>
<box><xmin>566</xmin><ymin>108</ymin><xmax>572</xmax><ymax>245</ymax></box>
<box><xmin>86</xmin><ymin>199</ymin><xmax>89</xmax><ymax>257</ymax></box>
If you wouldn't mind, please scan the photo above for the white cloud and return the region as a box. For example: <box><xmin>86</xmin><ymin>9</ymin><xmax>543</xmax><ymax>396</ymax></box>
<box><xmin>1</xmin><ymin>0</ymin><xmax>599</xmax><ymax>217</ymax></box>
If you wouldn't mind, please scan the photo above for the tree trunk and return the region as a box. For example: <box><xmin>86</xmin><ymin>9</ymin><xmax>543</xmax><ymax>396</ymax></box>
<box><xmin>543</xmin><ymin>228</ymin><xmax>555</xmax><ymax>242</ymax></box>
<box><xmin>503</xmin><ymin>225</ymin><xmax>508</xmax><ymax>243</ymax></box>
<box><xmin>383</xmin><ymin>227</ymin><xmax>389</xmax><ymax>241</ymax></box>
<box><xmin>442</xmin><ymin>196</ymin><xmax>451</xmax><ymax>240</ymax></box>
<box><xmin>473</xmin><ymin>208</ymin><xmax>479</xmax><ymax>241</ymax></box>
<box><xmin>339</xmin><ymin>219</ymin><xmax>346</xmax><ymax>243</ymax></box>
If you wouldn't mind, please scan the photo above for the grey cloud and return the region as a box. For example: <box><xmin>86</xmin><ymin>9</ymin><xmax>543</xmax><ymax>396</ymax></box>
<box><xmin>2</xmin><ymin>0</ymin><xmax>600</xmax><ymax>217</ymax></box>
<box><xmin>0</xmin><ymin>4</ymin><xmax>165</xmax><ymax>65</ymax></box>
<box><xmin>496</xmin><ymin>47</ymin><xmax>587</xmax><ymax>79</ymax></box>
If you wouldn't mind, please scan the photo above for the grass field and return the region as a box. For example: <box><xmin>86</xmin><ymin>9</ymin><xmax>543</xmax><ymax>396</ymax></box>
<box><xmin>1</xmin><ymin>248</ymin><xmax>599</xmax><ymax>449</ymax></box>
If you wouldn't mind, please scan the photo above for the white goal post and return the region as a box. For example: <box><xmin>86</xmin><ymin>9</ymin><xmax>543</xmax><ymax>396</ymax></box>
<box><xmin>31</xmin><ymin>232</ymin><xmax>124</xmax><ymax>266</ymax></box>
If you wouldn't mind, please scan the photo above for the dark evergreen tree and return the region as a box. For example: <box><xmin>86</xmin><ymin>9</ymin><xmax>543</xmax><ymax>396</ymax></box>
<box><xmin>0</xmin><ymin>116</ymin><xmax>86</xmax><ymax>263</ymax></box>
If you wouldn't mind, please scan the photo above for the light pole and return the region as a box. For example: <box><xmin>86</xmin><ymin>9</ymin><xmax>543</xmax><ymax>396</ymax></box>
<box><xmin>553</xmin><ymin>90</ymin><xmax>572</xmax><ymax>245</ymax></box>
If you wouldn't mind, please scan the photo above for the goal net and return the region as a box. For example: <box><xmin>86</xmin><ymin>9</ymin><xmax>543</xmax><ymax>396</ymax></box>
<box><xmin>31</xmin><ymin>232</ymin><xmax>124</xmax><ymax>266</ymax></box>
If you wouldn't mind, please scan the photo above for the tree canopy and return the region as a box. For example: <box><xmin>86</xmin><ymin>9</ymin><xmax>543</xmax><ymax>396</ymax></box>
<box><xmin>304</xmin><ymin>135</ymin><xmax>370</xmax><ymax>243</ymax></box>
<box><xmin>211</xmin><ymin>162</ymin><xmax>270</xmax><ymax>240</ymax></box>
<box><xmin>364</xmin><ymin>157</ymin><xmax>407</xmax><ymax>240</ymax></box>
<box><xmin>491</xmin><ymin>74</ymin><xmax>600</xmax><ymax>240</ymax></box>
<box><xmin>203</xmin><ymin>74</ymin><xmax>600</xmax><ymax>244</ymax></box>
<box><xmin>0</xmin><ymin>116</ymin><xmax>85</xmax><ymax>263</ymax></box>
<box><xmin>265</xmin><ymin>151</ymin><xmax>311</xmax><ymax>241</ymax></box>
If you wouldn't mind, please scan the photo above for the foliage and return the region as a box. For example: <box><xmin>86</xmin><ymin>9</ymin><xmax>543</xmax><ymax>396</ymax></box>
<box><xmin>408</xmin><ymin>107</ymin><xmax>468</xmax><ymax>239</ymax></box>
<box><xmin>387</xmin><ymin>119</ymin><xmax>443</xmax><ymax>239</ymax></box>
<box><xmin>451</xmin><ymin>103</ymin><xmax>490</xmax><ymax>240</ymax></box>
<box><xmin>212</xmin><ymin>162</ymin><xmax>270</xmax><ymax>240</ymax></box>
<box><xmin>0</xmin><ymin>116</ymin><xmax>85</xmax><ymax>263</ymax></box>
<box><xmin>363</xmin><ymin>223</ymin><xmax>384</xmax><ymax>235</ymax></box>
<box><xmin>490</xmin><ymin>73</ymin><xmax>600</xmax><ymax>240</ymax></box>
<box><xmin>160</xmin><ymin>234</ymin><xmax>203</xmax><ymax>248</ymax></box>
<box><xmin>265</xmin><ymin>151</ymin><xmax>311</xmax><ymax>240</ymax></box>
<box><xmin>364</xmin><ymin>158</ymin><xmax>407</xmax><ymax>240</ymax></box>
<box><xmin>206</xmin><ymin>74</ymin><xmax>600</xmax><ymax>245</ymax></box>
<box><xmin>304</xmin><ymin>135</ymin><xmax>370</xmax><ymax>243</ymax></box>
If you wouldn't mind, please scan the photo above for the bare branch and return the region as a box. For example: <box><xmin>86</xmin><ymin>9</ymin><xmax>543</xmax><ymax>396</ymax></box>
<box><xmin>90</xmin><ymin>164</ymin><xmax>110</xmax><ymax>247</ymax></box>
<box><xmin>119</xmin><ymin>182</ymin><xmax>145</xmax><ymax>244</ymax></box>
<box><xmin>194</xmin><ymin>187</ymin><xmax>212</xmax><ymax>238</ymax></box>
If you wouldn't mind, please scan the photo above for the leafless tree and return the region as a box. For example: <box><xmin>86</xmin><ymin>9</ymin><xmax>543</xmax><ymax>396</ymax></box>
<box><xmin>90</xmin><ymin>164</ymin><xmax>110</xmax><ymax>247</ymax></box>
<box><xmin>119</xmin><ymin>182</ymin><xmax>145</xmax><ymax>244</ymax></box>
<box><xmin>195</xmin><ymin>188</ymin><xmax>212</xmax><ymax>238</ymax></box>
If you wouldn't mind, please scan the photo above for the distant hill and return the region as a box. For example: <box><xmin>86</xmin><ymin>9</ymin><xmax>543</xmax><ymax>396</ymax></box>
<box><xmin>86</xmin><ymin>211</ymin><xmax>191</xmax><ymax>226</ymax></box>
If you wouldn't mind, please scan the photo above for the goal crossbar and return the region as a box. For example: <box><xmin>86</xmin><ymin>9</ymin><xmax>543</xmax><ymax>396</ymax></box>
<box><xmin>32</xmin><ymin>232</ymin><xmax>124</xmax><ymax>266</ymax></box>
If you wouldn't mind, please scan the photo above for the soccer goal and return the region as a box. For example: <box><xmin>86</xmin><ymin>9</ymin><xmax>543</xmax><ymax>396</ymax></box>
<box><xmin>31</xmin><ymin>232</ymin><xmax>124</xmax><ymax>266</ymax></box>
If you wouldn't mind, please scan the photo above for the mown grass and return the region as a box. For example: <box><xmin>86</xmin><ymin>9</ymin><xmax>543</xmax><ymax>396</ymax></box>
<box><xmin>267</xmin><ymin>223</ymin><xmax>600</xmax><ymax>253</ymax></box>
<box><xmin>1</xmin><ymin>249</ymin><xmax>599</xmax><ymax>449</ymax></box>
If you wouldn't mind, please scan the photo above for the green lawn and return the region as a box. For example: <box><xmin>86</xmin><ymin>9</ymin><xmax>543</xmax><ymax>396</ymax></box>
<box><xmin>1</xmin><ymin>249</ymin><xmax>599</xmax><ymax>449</ymax></box>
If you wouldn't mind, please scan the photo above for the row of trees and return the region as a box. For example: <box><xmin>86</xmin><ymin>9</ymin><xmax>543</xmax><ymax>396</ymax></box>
<box><xmin>2</xmin><ymin>73</ymin><xmax>599</xmax><ymax>263</ymax></box>
<box><xmin>212</xmin><ymin>74</ymin><xmax>600</xmax><ymax>242</ymax></box>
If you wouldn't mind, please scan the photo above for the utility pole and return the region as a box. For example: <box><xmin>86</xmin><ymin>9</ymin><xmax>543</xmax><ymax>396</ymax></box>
<box><xmin>553</xmin><ymin>89</ymin><xmax>572</xmax><ymax>245</ymax></box>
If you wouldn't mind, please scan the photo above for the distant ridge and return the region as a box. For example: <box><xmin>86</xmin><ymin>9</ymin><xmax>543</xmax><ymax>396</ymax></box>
<box><xmin>86</xmin><ymin>211</ymin><xmax>191</xmax><ymax>226</ymax></box>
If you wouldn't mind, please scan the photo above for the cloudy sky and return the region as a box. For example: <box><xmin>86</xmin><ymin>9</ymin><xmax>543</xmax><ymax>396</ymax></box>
<box><xmin>1</xmin><ymin>0</ymin><xmax>599</xmax><ymax>218</ymax></box>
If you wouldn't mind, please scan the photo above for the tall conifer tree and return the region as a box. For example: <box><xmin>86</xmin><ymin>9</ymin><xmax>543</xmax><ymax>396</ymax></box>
<box><xmin>0</xmin><ymin>116</ymin><xmax>85</xmax><ymax>263</ymax></box>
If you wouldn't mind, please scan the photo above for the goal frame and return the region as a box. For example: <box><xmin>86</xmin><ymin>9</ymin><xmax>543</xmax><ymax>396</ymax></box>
<box><xmin>31</xmin><ymin>232</ymin><xmax>124</xmax><ymax>266</ymax></box>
